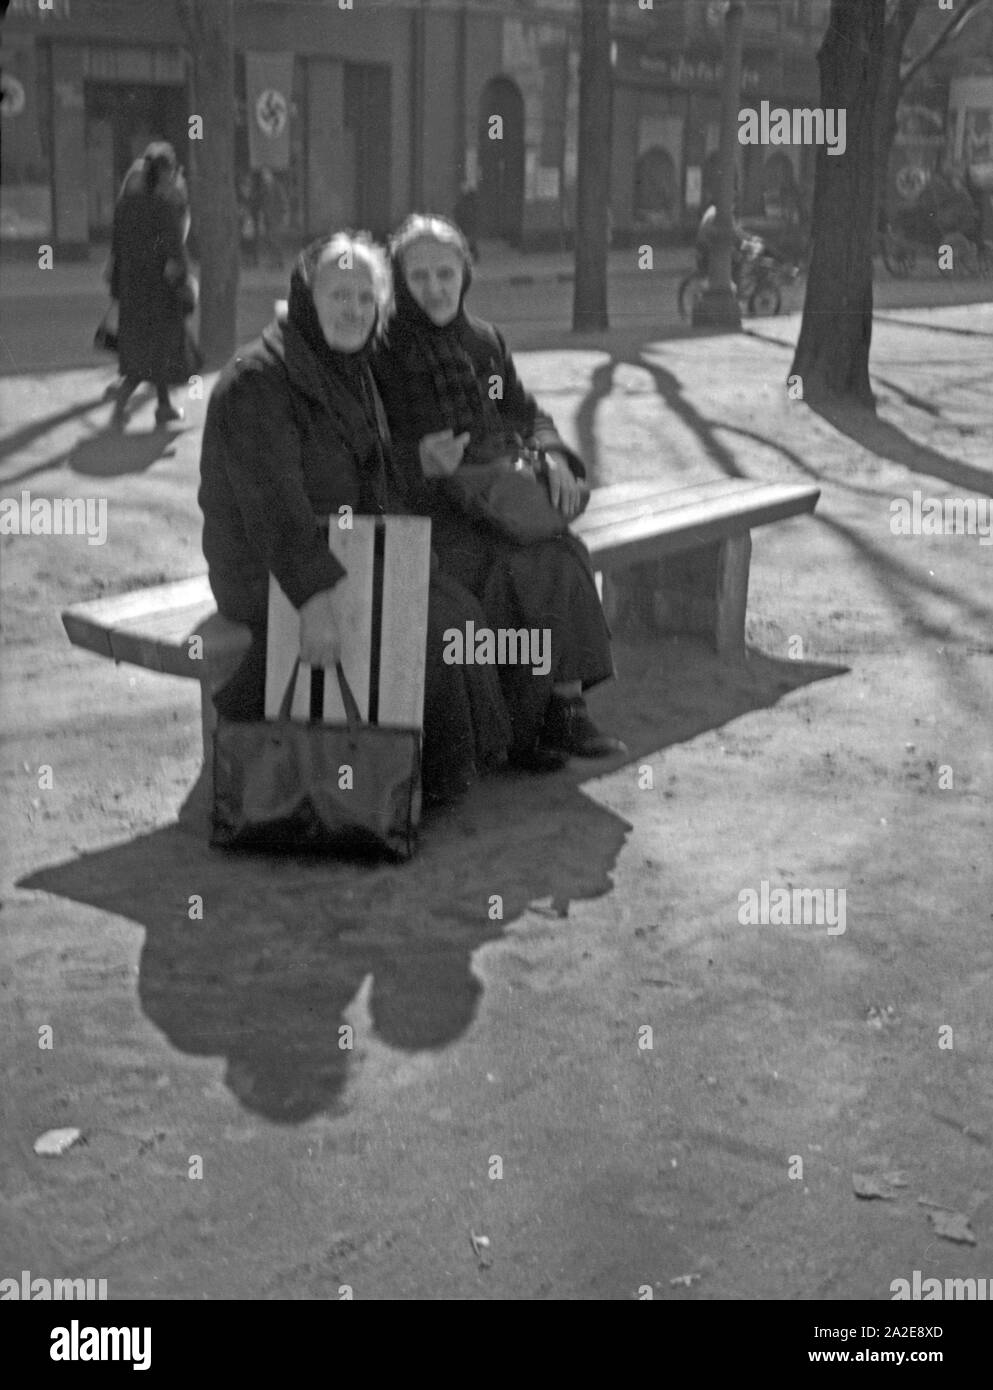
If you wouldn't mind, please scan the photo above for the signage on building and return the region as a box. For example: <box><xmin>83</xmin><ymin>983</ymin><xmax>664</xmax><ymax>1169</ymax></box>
<box><xmin>638</xmin><ymin>53</ymin><xmax>763</xmax><ymax>91</ymax></box>
<box><xmin>616</xmin><ymin>43</ymin><xmax>770</xmax><ymax>93</ymax></box>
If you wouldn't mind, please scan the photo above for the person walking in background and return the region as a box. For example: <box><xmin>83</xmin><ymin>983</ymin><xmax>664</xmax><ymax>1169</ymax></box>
<box><xmin>108</xmin><ymin>142</ymin><xmax>196</xmax><ymax>428</ymax></box>
<box><xmin>255</xmin><ymin>167</ymin><xmax>289</xmax><ymax>270</ymax></box>
<box><xmin>695</xmin><ymin>201</ymin><xmax>746</xmax><ymax>284</ymax></box>
<box><xmin>453</xmin><ymin>182</ymin><xmax>480</xmax><ymax>261</ymax></box>
<box><xmin>237</xmin><ymin>173</ymin><xmax>257</xmax><ymax>263</ymax></box>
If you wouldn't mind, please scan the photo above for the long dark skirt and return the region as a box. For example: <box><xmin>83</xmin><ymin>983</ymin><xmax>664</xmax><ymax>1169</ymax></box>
<box><xmin>434</xmin><ymin>520</ymin><xmax>615</xmax><ymax>759</ymax></box>
<box><xmin>212</xmin><ymin>572</ymin><xmax>511</xmax><ymax>801</ymax></box>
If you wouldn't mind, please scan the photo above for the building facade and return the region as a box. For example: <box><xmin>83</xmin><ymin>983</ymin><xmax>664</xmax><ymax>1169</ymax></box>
<box><xmin>13</xmin><ymin>0</ymin><xmax>986</xmax><ymax>260</ymax></box>
<box><xmin>2</xmin><ymin>0</ymin><xmax>451</xmax><ymax>252</ymax></box>
<box><xmin>1</xmin><ymin>0</ymin><xmax>831</xmax><ymax>255</ymax></box>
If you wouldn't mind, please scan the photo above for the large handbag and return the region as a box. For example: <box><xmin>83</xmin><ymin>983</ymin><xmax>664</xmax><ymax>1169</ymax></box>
<box><xmin>211</xmin><ymin>658</ymin><xmax>422</xmax><ymax>860</ymax></box>
<box><xmin>444</xmin><ymin>431</ymin><xmax>589</xmax><ymax>545</ymax></box>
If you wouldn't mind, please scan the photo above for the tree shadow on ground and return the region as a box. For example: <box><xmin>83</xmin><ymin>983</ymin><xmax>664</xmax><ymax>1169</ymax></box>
<box><xmin>573</xmin><ymin>347</ymin><xmax>746</xmax><ymax>486</ymax></box>
<box><xmin>21</xmin><ymin>635</ymin><xmax>841</xmax><ymax>1126</ymax></box>
<box><xmin>806</xmin><ymin>399</ymin><xmax>993</xmax><ymax>499</ymax></box>
<box><xmin>739</xmin><ymin>324</ymin><xmax>992</xmax><ymax>497</ymax></box>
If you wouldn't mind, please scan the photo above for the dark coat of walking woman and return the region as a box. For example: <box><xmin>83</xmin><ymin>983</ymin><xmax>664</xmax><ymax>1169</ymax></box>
<box><xmin>198</xmin><ymin>232</ymin><xmax>511</xmax><ymax>806</ymax></box>
<box><xmin>109</xmin><ymin>142</ymin><xmax>192</xmax><ymax>427</ymax></box>
<box><xmin>373</xmin><ymin>215</ymin><xmax>623</xmax><ymax>766</ymax></box>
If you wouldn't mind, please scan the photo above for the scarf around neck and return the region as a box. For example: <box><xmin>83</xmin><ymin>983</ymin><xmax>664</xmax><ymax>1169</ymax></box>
<box><xmin>387</xmin><ymin>263</ymin><xmax>504</xmax><ymax>445</ymax></box>
<box><xmin>283</xmin><ymin>264</ymin><xmax>392</xmax><ymax>509</ymax></box>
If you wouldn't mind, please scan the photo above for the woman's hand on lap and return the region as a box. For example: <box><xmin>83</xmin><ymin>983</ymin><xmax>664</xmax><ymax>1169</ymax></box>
<box><xmin>419</xmin><ymin>429</ymin><xmax>470</xmax><ymax>478</ymax></box>
<box><xmin>544</xmin><ymin>451</ymin><xmax>583</xmax><ymax>518</ymax></box>
<box><xmin>299</xmin><ymin>588</ymin><xmax>343</xmax><ymax>667</ymax></box>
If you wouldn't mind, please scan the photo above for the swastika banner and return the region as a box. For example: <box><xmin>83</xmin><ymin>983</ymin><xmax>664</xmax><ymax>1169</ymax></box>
<box><xmin>245</xmin><ymin>51</ymin><xmax>293</xmax><ymax>171</ymax></box>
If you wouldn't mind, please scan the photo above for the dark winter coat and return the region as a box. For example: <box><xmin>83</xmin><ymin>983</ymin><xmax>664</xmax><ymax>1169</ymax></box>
<box><xmin>373</xmin><ymin>309</ymin><xmax>584</xmax><ymax>551</ymax></box>
<box><xmin>198</xmin><ymin>313</ymin><xmax>399</xmax><ymax>627</ymax></box>
<box><xmin>109</xmin><ymin>184</ymin><xmax>190</xmax><ymax>383</ymax></box>
<box><xmin>374</xmin><ymin>288</ymin><xmax>612</xmax><ymax>757</ymax></box>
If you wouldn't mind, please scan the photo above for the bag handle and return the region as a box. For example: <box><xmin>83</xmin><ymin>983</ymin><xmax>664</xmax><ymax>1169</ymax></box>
<box><xmin>278</xmin><ymin>658</ymin><xmax>364</xmax><ymax>729</ymax></box>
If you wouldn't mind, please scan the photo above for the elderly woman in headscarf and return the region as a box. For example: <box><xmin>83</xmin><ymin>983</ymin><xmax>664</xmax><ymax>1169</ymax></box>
<box><xmin>198</xmin><ymin>230</ymin><xmax>511</xmax><ymax>805</ymax></box>
<box><xmin>373</xmin><ymin>214</ymin><xmax>624</xmax><ymax>767</ymax></box>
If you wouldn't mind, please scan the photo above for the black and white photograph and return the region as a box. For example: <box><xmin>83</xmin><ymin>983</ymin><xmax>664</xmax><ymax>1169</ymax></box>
<box><xmin>1</xmin><ymin>0</ymin><xmax>991</xmax><ymax>1339</ymax></box>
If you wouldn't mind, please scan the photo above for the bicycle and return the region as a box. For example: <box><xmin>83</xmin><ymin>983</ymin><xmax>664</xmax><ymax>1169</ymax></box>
<box><xmin>678</xmin><ymin>236</ymin><xmax>795</xmax><ymax>319</ymax></box>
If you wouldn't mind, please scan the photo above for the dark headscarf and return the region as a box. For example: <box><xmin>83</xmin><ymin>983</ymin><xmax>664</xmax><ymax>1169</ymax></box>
<box><xmin>141</xmin><ymin>141</ymin><xmax>178</xmax><ymax>195</ymax></box>
<box><xmin>386</xmin><ymin>234</ymin><xmax>504</xmax><ymax>447</ymax></box>
<box><xmin>283</xmin><ymin>252</ymin><xmax>392</xmax><ymax>512</ymax></box>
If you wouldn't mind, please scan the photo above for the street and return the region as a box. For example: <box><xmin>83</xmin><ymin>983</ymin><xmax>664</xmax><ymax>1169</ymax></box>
<box><xmin>3</xmin><ymin>246</ymin><xmax>991</xmax><ymax>373</ymax></box>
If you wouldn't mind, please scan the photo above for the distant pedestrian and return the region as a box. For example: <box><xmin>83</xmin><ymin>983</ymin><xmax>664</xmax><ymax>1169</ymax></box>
<box><xmin>237</xmin><ymin>173</ymin><xmax>257</xmax><ymax>262</ymax></box>
<box><xmin>695</xmin><ymin>202</ymin><xmax>745</xmax><ymax>282</ymax></box>
<box><xmin>107</xmin><ymin>141</ymin><xmax>197</xmax><ymax>428</ymax></box>
<box><xmin>255</xmin><ymin>167</ymin><xmax>289</xmax><ymax>269</ymax></box>
<box><xmin>453</xmin><ymin>182</ymin><xmax>479</xmax><ymax>260</ymax></box>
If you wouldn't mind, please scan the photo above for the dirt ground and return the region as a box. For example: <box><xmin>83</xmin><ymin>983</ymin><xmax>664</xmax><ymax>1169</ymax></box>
<box><xmin>1</xmin><ymin>302</ymin><xmax>991</xmax><ymax>1301</ymax></box>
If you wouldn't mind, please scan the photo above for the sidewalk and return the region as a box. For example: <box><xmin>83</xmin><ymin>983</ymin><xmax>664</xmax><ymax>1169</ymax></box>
<box><xmin>0</xmin><ymin>239</ymin><xmax>687</xmax><ymax>299</ymax></box>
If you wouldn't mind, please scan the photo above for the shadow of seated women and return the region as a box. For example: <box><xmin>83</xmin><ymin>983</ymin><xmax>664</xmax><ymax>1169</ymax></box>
<box><xmin>21</xmin><ymin>765</ymin><xmax>631</xmax><ymax>1124</ymax></box>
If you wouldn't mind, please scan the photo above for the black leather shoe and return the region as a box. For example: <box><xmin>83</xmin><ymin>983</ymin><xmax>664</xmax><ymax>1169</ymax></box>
<box><xmin>540</xmin><ymin>696</ymin><xmax>627</xmax><ymax>759</ymax></box>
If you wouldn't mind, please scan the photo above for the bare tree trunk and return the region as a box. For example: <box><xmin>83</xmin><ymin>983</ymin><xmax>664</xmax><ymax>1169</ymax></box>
<box><xmin>790</xmin><ymin>0</ymin><xmax>885</xmax><ymax>408</ymax></box>
<box><xmin>572</xmin><ymin>0</ymin><xmax>612</xmax><ymax>332</ymax></box>
<box><xmin>872</xmin><ymin>0</ymin><xmax>921</xmax><ymax>233</ymax></box>
<box><xmin>692</xmin><ymin>0</ymin><xmax>743</xmax><ymax>329</ymax></box>
<box><xmin>176</xmin><ymin>0</ymin><xmax>239</xmax><ymax>368</ymax></box>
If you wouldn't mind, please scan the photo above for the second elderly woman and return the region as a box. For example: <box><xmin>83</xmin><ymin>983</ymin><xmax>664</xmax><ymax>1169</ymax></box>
<box><xmin>373</xmin><ymin>214</ymin><xmax>624</xmax><ymax>767</ymax></box>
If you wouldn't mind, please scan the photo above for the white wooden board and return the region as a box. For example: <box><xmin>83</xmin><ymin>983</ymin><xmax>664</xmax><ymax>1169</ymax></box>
<box><xmin>378</xmin><ymin>516</ymin><xmax>431</xmax><ymax>728</ymax></box>
<box><xmin>264</xmin><ymin>516</ymin><xmax>428</xmax><ymax>728</ymax></box>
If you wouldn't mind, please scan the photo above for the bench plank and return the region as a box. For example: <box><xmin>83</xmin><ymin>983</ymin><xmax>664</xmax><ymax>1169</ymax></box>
<box><xmin>61</xmin><ymin>575</ymin><xmax>217</xmax><ymax>674</ymax></box>
<box><xmin>581</xmin><ymin>477</ymin><xmax>782</xmax><ymax>524</ymax></box>
<box><xmin>575</xmin><ymin>481</ymin><xmax>819</xmax><ymax>570</ymax></box>
<box><xmin>61</xmin><ymin>479</ymin><xmax>820</xmax><ymax>680</ymax></box>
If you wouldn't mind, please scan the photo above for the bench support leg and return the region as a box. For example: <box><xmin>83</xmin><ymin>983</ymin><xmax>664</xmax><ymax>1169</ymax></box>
<box><xmin>646</xmin><ymin>533</ymin><xmax>752</xmax><ymax>659</ymax></box>
<box><xmin>177</xmin><ymin>640</ymin><xmax>251</xmax><ymax>834</ymax></box>
<box><xmin>714</xmin><ymin>532</ymin><xmax>751</xmax><ymax>661</ymax></box>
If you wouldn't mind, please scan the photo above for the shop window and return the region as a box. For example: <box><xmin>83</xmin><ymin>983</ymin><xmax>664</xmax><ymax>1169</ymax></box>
<box><xmin>1</xmin><ymin>42</ymin><xmax>53</xmax><ymax>239</ymax></box>
<box><xmin>634</xmin><ymin>145</ymin><xmax>678</xmax><ymax>229</ymax></box>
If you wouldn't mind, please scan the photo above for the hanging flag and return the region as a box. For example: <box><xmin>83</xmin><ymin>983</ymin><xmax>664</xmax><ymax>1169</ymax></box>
<box><xmin>245</xmin><ymin>51</ymin><xmax>293</xmax><ymax>170</ymax></box>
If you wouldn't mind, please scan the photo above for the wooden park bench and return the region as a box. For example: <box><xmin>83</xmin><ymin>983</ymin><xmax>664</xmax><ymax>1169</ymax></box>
<box><xmin>573</xmin><ymin>477</ymin><xmax>819</xmax><ymax>658</ymax></box>
<box><xmin>61</xmin><ymin>477</ymin><xmax>820</xmax><ymax>789</ymax></box>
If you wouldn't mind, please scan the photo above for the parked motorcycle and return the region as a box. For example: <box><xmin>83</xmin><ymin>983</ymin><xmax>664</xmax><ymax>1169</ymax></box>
<box><xmin>678</xmin><ymin>235</ymin><xmax>799</xmax><ymax>318</ymax></box>
<box><xmin>880</xmin><ymin>173</ymin><xmax>992</xmax><ymax>278</ymax></box>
